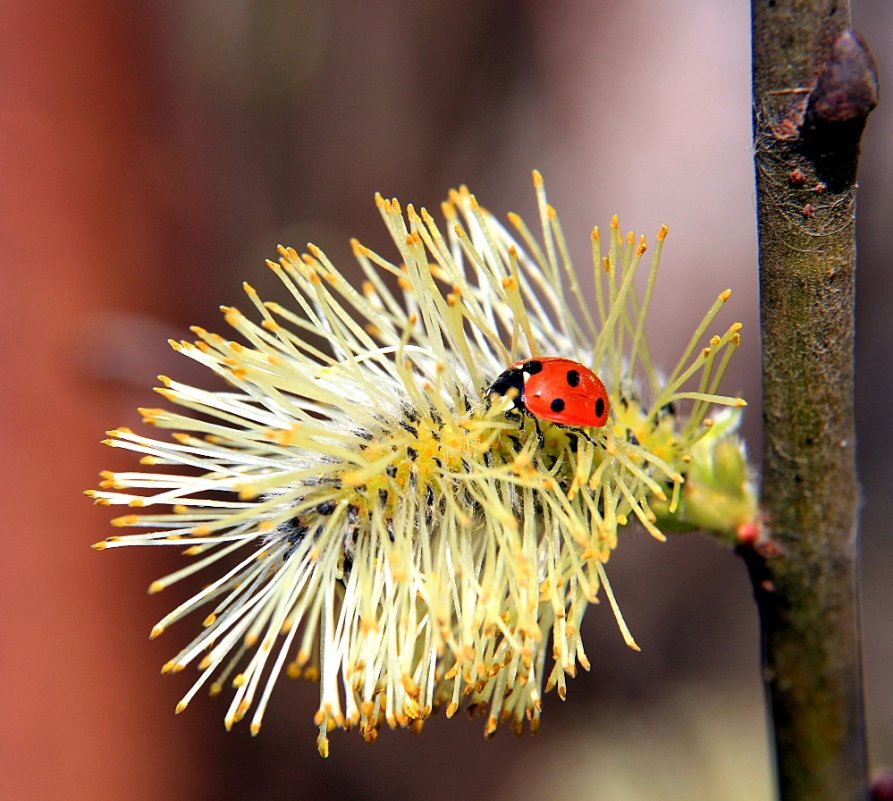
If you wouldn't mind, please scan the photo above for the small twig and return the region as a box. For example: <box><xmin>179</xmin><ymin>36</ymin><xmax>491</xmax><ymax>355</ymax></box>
<box><xmin>750</xmin><ymin>2</ymin><xmax>877</xmax><ymax>800</ymax></box>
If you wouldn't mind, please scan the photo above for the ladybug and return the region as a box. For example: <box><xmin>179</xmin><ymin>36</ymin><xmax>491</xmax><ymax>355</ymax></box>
<box><xmin>486</xmin><ymin>357</ymin><xmax>610</xmax><ymax>434</ymax></box>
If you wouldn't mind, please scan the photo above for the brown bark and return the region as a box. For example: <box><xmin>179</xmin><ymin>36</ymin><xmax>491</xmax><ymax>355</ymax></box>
<box><xmin>749</xmin><ymin>2</ymin><xmax>877</xmax><ymax>800</ymax></box>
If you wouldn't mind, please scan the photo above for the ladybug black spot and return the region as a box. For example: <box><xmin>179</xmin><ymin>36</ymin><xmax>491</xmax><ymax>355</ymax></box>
<box><xmin>595</xmin><ymin>397</ymin><xmax>605</xmax><ymax>418</ymax></box>
<box><xmin>566</xmin><ymin>369</ymin><xmax>580</xmax><ymax>387</ymax></box>
<box><xmin>523</xmin><ymin>360</ymin><xmax>543</xmax><ymax>375</ymax></box>
<box><xmin>550</xmin><ymin>398</ymin><xmax>566</xmax><ymax>413</ymax></box>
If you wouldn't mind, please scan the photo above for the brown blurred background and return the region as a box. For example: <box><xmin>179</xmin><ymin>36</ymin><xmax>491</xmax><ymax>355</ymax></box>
<box><xmin>2</xmin><ymin>2</ymin><xmax>890</xmax><ymax>799</ymax></box>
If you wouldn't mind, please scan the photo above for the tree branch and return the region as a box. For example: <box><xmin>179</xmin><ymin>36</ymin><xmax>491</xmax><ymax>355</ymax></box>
<box><xmin>749</xmin><ymin>2</ymin><xmax>877</xmax><ymax>800</ymax></box>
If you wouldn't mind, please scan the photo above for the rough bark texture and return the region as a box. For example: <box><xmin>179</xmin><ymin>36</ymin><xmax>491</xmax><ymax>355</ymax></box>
<box><xmin>750</xmin><ymin>2</ymin><xmax>877</xmax><ymax>800</ymax></box>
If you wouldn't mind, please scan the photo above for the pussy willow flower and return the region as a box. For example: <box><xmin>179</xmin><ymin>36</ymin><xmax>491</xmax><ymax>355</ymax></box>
<box><xmin>89</xmin><ymin>172</ymin><xmax>745</xmax><ymax>756</ymax></box>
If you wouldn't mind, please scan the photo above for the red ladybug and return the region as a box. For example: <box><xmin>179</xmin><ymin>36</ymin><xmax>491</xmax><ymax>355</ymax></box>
<box><xmin>486</xmin><ymin>357</ymin><xmax>610</xmax><ymax>429</ymax></box>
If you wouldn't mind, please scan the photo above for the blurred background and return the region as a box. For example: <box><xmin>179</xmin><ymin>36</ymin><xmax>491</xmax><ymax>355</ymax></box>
<box><xmin>2</xmin><ymin>2</ymin><xmax>890</xmax><ymax>799</ymax></box>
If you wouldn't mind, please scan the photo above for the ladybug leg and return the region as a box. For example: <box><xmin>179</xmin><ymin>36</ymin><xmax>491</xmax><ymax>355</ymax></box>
<box><xmin>559</xmin><ymin>424</ymin><xmax>598</xmax><ymax>450</ymax></box>
<box><xmin>576</xmin><ymin>429</ymin><xmax>598</xmax><ymax>449</ymax></box>
<box><xmin>532</xmin><ymin>417</ymin><xmax>545</xmax><ymax>450</ymax></box>
<box><xmin>499</xmin><ymin>408</ymin><xmax>526</xmax><ymax>453</ymax></box>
